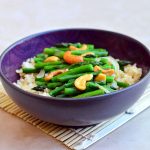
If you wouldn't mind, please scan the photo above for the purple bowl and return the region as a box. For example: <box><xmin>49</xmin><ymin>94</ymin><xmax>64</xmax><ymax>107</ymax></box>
<box><xmin>0</xmin><ymin>28</ymin><xmax>150</xmax><ymax>126</ymax></box>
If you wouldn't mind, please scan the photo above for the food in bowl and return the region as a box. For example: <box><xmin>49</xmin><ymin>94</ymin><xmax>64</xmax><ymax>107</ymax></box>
<box><xmin>1</xmin><ymin>28</ymin><xmax>149</xmax><ymax>126</ymax></box>
<box><xmin>14</xmin><ymin>43</ymin><xmax>142</xmax><ymax>98</ymax></box>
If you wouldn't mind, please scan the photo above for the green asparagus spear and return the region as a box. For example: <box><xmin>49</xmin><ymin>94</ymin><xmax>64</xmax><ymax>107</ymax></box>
<box><xmin>74</xmin><ymin>89</ymin><xmax>104</xmax><ymax>98</ymax></box>
<box><xmin>44</xmin><ymin>47</ymin><xmax>56</xmax><ymax>55</ymax></box>
<box><xmin>47</xmin><ymin>82</ymin><xmax>62</xmax><ymax>89</ymax></box>
<box><xmin>22</xmin><ymin>68</ymin><xmax>37</xmax><ymax>73</ymax></box>
<box><xmin>106</xmin><ymin>76</ymin><xmax>115</xmax><ymax>83</ymax></box>
<box><xmin>117</xmin><ymin>81</ymin><xmax>129</xmax><ymax>88</ymax></box>
<box><xmin>35</xmin><ymin>61</ymin><xmax>62</xmax><ymax>69</ymax></box>
<box><xmin>64</xmin><ymin>87</ymin><xmax>80</xmax><ymax>96</ymax></box>
<box><xmin>49</xmin><ymin>81</ymin><xmax>74</xmax><ymax>96</ymax></box>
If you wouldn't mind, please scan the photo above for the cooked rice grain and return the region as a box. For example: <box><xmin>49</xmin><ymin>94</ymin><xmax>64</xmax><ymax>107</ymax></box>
<box><xmin>116</xmin><ymin>64</ymin><xmax>142</xmax><ymax>85</ymax></box>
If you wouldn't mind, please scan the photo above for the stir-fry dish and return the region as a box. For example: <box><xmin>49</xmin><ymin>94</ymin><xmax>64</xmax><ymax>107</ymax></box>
<box><xmin>14</xmin><ymin>43</ymin><xmax>142</xmax><ymax>98</ymax></box>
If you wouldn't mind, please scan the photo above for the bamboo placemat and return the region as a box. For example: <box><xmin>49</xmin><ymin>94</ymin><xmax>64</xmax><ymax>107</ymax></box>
<box><xmin>0</xmin><ymin>84</ymin><xmax>150</xmax><ymax>150</ymax></box>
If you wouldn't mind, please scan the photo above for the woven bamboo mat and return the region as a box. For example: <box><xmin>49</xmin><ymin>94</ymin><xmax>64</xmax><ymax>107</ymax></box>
<box><xmin>0</xmin><ymin>84</ymin><xmax>150</xmax><ymax>150</ymax></box>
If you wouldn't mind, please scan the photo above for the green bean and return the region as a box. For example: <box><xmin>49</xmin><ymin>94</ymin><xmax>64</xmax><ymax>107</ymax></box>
<box><xmin>51</xmin><ymin>64</ymin><xmax>94</xmax><ymax>82</ymax></box>
<box><xmin>47</xmin><ymin>82</ymin><xmax>62</xmax><ymax>89</ymax></box>
<box><xmin>54</xmin><ymin>51</ymin><xmax>65</xmax><ymax>58</ymax></box>
<box><xmin>71</xmin><ymin>43</ymin><xmax>82</xmax><ymax>48</ymax></box>
<box><xmin>49</xmin><ymin>81</ymin><xmax>74</xmax><ymax>96</ymax></box>
<box><xmin>36</xmin><ymin>53</ymin><xmax>47</xmax><ymax>59</ymax></box>
<box><xmin>106</xmin><ymin>76</ymin><xmax>115</xmax><ymax>83</ymax></box>
<box><xmin>85</xmin><ymin>82</ymin><xmax>98</xmax><ymax>92</ymax></box>
<box><xmin>34</xmin><ymin>57</ymin><xmax>44</xmax><ymax>63</ymax></box>
<box><xmin>44</xmin><ymin>64</ymin><xmax>68</xmax><ymax>72</ymax></box>
<box><xmin>68</xmin><ymin>79</ymin><xmax>76</xmax><ymax>83</ymax></box>
<box><xmin>44</xmin><ymin>65</ymin><xmax>57</xmax><ymax>72</ymax></box>
<box><xmin>68</xmin><ymin>61</ymin><xmax>102</xmax><ymax>69</ymax></box>
<box><xmin>57</xmin><ymin>48</ymin><xmax>69</xmax><ymax>51</ymax></box>
<box><xmin>71</xmin><ymin>49</ymin><xmax>107</xmax><ymax>56</ymax></box>
<box><xmin>102</xmin><ymin>64</ymin><xmax>112</xmax><ymax>69</ymax></box>
<box><xmin>74</xmin><ymin>89</ymin><xmax>104</xmax><ymax>98</ymax></box>
<box><xmin>35</xmin><ymin>63</ymin><xmax>48</xmax><ymax>69</ymax></box>
<box><xmin>95</xmin><ymin>81</ymin><xmax>106</xmax><ymax>85</ymax></box>
<box><xmin>117</xmin><ymin>81</ymin><xmax>129</xmax><ymax>88</ymax></box>
<box><xmin>58</xmin><ymin>71</ymin><xmax>99</xmax><ymax>82</ymax></box>
<box><xmin>87</xmin><ymin>44</ymin><xmax>94</xmax><ymax>49</ymax></box>
<box><xmin>86</xmin><ymin>81</ymin><xmax>108</xmax><ymax>89</ymax></box>
<box><xmin>71</xmin><ymin>49</ymin><xmax>91</xmax><ymax>55</ymax></box>
<box><xmin>35</xmin><ymin>77</ymin><xmax>45</xmax><ymax>82</ymax></box>
<box><xmin>90</xmin><ymin>61</ymin><xmax>103</xmax><ymax>66</ymax></box>
<box><xmin>64</xmin><ymin>87</ymin><xmax>80</xmax><ymax>96</ymax></box>
<box><xmin>57</xmin><ymin>64</ymin><xmax>69</xmax><ymax>68</ymax></box>
<box><xmin>111</xmin><ymin>65</ymin><xmax>115</xmax><ymax>69</ymax></box>
<box><xmin>93</xmin><ymin>51</ymin><xmax>108</xmax><ymax>57</ymax></box>
<box><xmin>58</xmin><ymin>73</ymin><xmax>84</xmax><ymax>82</ymax></box>
<box><xmin>65</xmin><ymin>82</ymin><xmax>75</xmax><ymax>87</ymax></box>
<box><xmin>49</xmin><ymin>86</ymin><xmax>64</xmax><ymax>96</ymax></box>
<box><xmin>68</xmin><ymin>62</ymin><xmax>83</xmax><ymax>69</ymax></box>
<box><xmin>34</xmin><ymin>62</ymin><xmax>47</xmax><ymax>69</ymax></box>
<box><xmin>68</xmin><ymin>62</ymin><xmax>93</xmax><ymax>69</ymax></box>
<box><xmin>44</xmin><ymin>47</ymin><xmax>56</xmax><ymax>55</ymax></box>
<box><xmin>83</xmin><ymin>58</ymin><xmax>103</xmax><ymax>66</ymax></box>
<box><xmin>88</xmin><ymin>82</ymin><xmax>110</xmax><ymax>93</ymax></box>
<box><xmin>35</xmin><ymin>61</ymin><xmax>62</xmax><ymax>69</ymax></box>
<box><xmin>22</xmin><ymin>68</ymin><xmax>37</xmax><ymax>73</ymax></box>
<box><xmin>100</xmin><ymin>58</ymin><xmax>108</xmax><ymax>64</ymax></box>
<box><xmin>35</xmin><ymin>81</ymin><xmax>47</xmax><ymax>87</ymax></box>
<box><xmin>84</xmin><ymin>58</ymin><xmax>100</xmax><ymax>62</ymax></box>
<box><xmin>86</xmin><ymin>82</ymin><xmax>100</xmax><ymax>89</ymax></box>
<box><xmin>86</xmin><ymin>82</ymin><xmax>109</xmax><ymax>93</ymax></box>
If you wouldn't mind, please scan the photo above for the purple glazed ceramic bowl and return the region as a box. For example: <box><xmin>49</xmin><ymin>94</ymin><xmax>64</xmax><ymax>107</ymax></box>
<box><xmin>0</xmin><ymin>29</ymin><xmax>150</xmax><ymax>126</ymax></box>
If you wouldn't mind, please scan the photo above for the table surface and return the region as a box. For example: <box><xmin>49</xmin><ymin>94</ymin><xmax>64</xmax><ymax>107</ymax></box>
<box><xmin>0</xmin><ymin>0</ymin><xmax>150</xmax><ymax>150</ymax></box>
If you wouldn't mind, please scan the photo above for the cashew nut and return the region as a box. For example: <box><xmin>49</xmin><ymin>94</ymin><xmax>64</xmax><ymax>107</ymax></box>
<box><xmin>95</xmin><ymin>73</ymin><xmax>106</xmax><ymax>82</ymax></box>
<box><xmin>44</xmin><ymin>69</ymin><xmax>68</xmax><ymax>81</ymax></box>
<box><xmin>44</xmin><ymin>56</ymin><xmax>60</xmax><ymax>62</ymax></box>
<box><xmin>94</xmin><ymin>65</ymin><xmax>115</xmax><ymax>76</ymax></box>
<box><xmin>69</xmin><ymin>44</ymin><xmax>88</xmax><ymax>51</ymax></box>
<box><xmin>74</xmin><ymin>74</ymin><xmax>93</xmax><ymax>90</ymax></box>
<box><xmin>94</xmin><ymin>65</ymin><xmax>102</xmax><ymax>72</ymax></box>
<box><xmin>63</xmin><ymin>51</ymin><xmax>83</xmax><ymax>64</ymax></box>
<box><xmin>102</xmin><ymin>69</ymin><xmax>115</xmax><ymax>76</ymax></box>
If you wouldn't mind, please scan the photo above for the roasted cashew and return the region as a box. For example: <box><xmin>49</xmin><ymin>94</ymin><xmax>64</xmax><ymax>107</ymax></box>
<box><xmin>102</xmin><ymin>69</ymin><xmax>115</xmax><ymax>76</ymax></box>
<box><xmin>44</xmin><ymin>69</ymin><xmax>68</xmax><ymax>81</ymax></box>
<box><xmin>74</xmin><ymin>74</ymin><xmax>93</xmax><ymax>90</ymax></box>
<box><xmin>95</xmin><ymin>73</ymin><xmax>106</xmax><ymax>81</ymax></box>
<box><xmin>63</xmin><ymin>51</ymin><xmax>83</xmax><ymax>64</ymax></box>
<box><xmin>44</xmin><ymin>56</ymin><xmax>60</xmax><ymax>62</ymax></box>
<box><xmin>94</xmin><ymin>65</ymin><xmax>102</xmax><ymax>72</ymax></box>
<box><xmin>94</xmin><ymin>66</ymin><xmax>115</xmax><ymax>76</ymax></box>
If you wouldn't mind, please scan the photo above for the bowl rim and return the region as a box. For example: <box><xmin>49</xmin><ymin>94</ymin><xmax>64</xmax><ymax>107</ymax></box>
<box><xmin>0</xmin><ymin>28</ymin><xmax>150</xmax><ymax>102</ymax></box>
